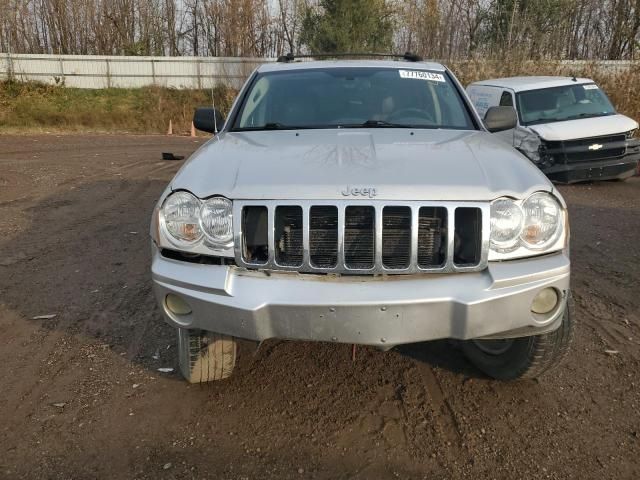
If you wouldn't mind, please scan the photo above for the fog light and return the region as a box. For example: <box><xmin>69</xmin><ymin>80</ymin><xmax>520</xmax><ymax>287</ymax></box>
<box><xmin>166</xmin><ymin>294</ymin><xmax>192</xmax><ymax>315</ymax></box>
<box><xmin>531</xmin><ymin>288</ymin><xmax>558</xmax><ymax>315</ymax></box>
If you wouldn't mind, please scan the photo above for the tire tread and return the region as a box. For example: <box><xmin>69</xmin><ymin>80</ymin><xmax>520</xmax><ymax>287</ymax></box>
<box><xmin>519</xmin><ymin>294</ymin><xmax>575</xmax><ymax>379</ymax></box>
<box><xmin>462</xmin><ymin>293</ymin><xmax>575</xmax><ymax>381</ymax></box>
<box><xmin>178</xmin><ymin>329</ymin><xmax>237</xmax><ymax>383</ymax></box>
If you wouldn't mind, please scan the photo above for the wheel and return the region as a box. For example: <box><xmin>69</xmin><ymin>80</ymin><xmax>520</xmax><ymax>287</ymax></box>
<box><xmin>461</xmin><ymin>295</ymin><xmax>574</xmax><ymax>381</ymax></box>
<box><xmin>177</xmin><ymin>328</ymin><xmax>237</xmax><ymax>383</ymax></box>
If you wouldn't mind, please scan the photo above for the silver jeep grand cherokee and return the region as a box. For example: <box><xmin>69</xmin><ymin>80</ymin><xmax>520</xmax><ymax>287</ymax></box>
<box><xmin>150</xmin><ymin>56</ymin><xmax>573</xmax><ymax>383</ymax></box>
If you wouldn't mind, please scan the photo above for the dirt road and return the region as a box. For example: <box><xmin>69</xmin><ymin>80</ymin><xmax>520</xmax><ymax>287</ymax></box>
<box><xmin>0</xmin><ymin>134</ymin><xmax>639</xmax><ymax>480</ymax></box>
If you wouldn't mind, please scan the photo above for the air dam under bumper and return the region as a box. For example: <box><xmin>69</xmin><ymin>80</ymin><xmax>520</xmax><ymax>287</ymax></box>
<box><xmin>543</xmin><ymin>136</ymin><xmax>640</xmax><ymax>184</ymax></box>
<box><xmin>544</xmin><ymin>157</ymin><xmax>639</xmax><ymax>183</ymax></box>
<box><xmin>151</xmin><ymin>248</ymin><xmax>570</xmax><ymax>347</ymax></box>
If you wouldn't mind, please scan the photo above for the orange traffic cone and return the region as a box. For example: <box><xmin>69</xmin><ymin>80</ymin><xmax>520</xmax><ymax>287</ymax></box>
<box><xmin>190</xmin><ymin>121</ymin><xmax>196</xmax><ymax>137</ymax></box>
<box><xmin>167</xmin><ymin>119</ymin><xmax>173</xmax><ymax>136</ymax></box>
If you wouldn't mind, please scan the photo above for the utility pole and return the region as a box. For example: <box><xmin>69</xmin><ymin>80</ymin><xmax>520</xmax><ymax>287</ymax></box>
<box><xmin>6</xmin><ymin>6</ymin><xmax>14</xmax><ymax>81</ymax></box>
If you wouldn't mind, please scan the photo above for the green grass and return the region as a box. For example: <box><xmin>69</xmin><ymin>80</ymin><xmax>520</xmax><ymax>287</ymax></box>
<box><xmin>0</xmin><ymin>81</ymin><xmax>237</xmax><ymax>134</ymax></box>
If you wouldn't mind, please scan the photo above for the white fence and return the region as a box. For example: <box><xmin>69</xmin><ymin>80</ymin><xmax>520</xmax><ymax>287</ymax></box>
<box><xmin>0</xmin><ymin>53</ymin><xmax>637</xmax><ymax>89</ymax></box>
<box><xmin>0</xmin><ymin>53</ymin><xmax>274</xmax><ymax>89</ymax></box>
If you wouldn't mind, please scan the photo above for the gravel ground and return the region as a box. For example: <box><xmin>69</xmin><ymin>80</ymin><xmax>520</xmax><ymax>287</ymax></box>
<box><xmin>0</xmin><ymin>134</ymin><xmax>639</xmax><ymax>480</ymax></box>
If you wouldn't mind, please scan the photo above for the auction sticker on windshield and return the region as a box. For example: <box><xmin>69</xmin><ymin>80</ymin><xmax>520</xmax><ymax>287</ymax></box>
<box><xmin>399</xmin><ymin>70</ymin><xmax>445</xmax><ymax>82</ymax></box>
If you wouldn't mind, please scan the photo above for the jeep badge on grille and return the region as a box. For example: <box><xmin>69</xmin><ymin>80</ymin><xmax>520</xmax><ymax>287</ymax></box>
<box><xmin>341</xmin><ymin>186</ymin><xmax>377</xmax><ymax>198</ymax></box>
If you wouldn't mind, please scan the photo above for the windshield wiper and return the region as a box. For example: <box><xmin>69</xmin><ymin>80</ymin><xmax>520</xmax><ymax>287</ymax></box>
<box><xmin>363</xmin><ymin>119</ymin><xmax>409</xmax><ymax>127</ymax></box>
<box><xmin>340</xmin><ymin>119</ymin><xmax>416</xmax><ymax>128</ymax></box>
<box><xmin>526</xmin><ymin>117</ymin><xmax>563</xmax><ymax>125</ymax></box>
<box><xmin>234</xmin><ymin>122</ymin><xmax>310</xmax><ymax>131</ymax></box>
<box><xmin>262</xmin><ymin>122</ymin><xmax>288</xmax><ymax>130</ymax></box>
<box><xmin>564</xmin><ymin>112</ymin><xmax>613</xmax><ymax>121</ymax></box>
<box><xmin>528</xmin><ymin>112</ymin><xmax>615</xmax><ymax>125</ymax></box>
<box><xmin>234</xmin><ymin>120</ymin><xmax>436</xmax><ymax>131</ymax></box>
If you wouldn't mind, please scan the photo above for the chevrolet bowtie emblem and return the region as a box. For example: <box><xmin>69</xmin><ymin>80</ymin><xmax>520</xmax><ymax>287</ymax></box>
<box><xmin>588</xmin><ymin>143</ymin><xmax>603</xmax><ymax>151</ymax></box>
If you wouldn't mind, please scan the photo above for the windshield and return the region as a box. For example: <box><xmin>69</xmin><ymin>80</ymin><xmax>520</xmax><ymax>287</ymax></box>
<box><xmin>232</xmin><ymin>67</ymin><xmax>475</xmax><ymax>131</ymax></box>
<box><xmin>516</xmin><ymin>83</ymin><xmax>616</xmax><ymax>125</ymax></box>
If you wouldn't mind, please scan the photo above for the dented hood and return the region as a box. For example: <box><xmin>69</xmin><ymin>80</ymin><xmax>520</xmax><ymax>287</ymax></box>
<box><xmin>529</xmin><ymin>114</ymin><xmax>638</xmax><ymax>141</ymax></box>
<box><xmin>170</xmin><ymin>129</ymin><xmax>552</xmax><ymax>201</ymax></box>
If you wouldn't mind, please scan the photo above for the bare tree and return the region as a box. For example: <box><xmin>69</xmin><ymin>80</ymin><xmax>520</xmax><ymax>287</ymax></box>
<box><xmin>1</xmin><ymin>0</ymin><xmax>640</xmax><ymax>60</ymax></box>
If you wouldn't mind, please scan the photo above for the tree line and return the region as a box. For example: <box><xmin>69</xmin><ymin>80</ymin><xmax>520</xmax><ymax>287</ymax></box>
<box><xmin>1</xmin><ymin>0</ymin><xmax>639</xmax><ymax>60</ymax></box>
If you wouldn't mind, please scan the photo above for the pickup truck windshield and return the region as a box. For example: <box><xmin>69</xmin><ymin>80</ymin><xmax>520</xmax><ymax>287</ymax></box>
<box><xmin>232</xmin><ymin>67</ymin><xmax>475</xmax><ymax>131</ymax></box>
<box><xmin>517</xmin><ymin>83</ymin><xmax>616</xmax><ymax>126</ymax></box>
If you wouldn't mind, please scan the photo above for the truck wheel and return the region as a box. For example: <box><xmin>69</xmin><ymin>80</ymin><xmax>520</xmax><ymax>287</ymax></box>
<box><xmin>462</xmin><ymin>296</ymin><xmax>574</xmax><ymax>381</ymax></box>
<box><xmin>177</xmin><ymin>328</ymin><xmax>237</xmax><ymax>383</ymax></box>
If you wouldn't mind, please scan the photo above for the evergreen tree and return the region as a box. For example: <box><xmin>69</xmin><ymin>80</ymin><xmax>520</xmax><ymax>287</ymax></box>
<box><xmin>300</xmin><ymin>0</ymin><xmax>395</xmax><ymax>54</ymax></box>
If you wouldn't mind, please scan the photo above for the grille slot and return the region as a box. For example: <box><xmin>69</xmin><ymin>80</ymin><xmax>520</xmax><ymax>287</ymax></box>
<box><xmin>382</xmin><ymin>207</ymin><xmax>411</xmax><ymax>269</ymax></box>
<box><xmin>566</xmin><ymin>147</ymin><xmax>625</xmax><ymax>163</ymax></box>
<box><xmin>344</xmin><ymin>206</ymin><xmax>375</xmax><ymax>269</ymax></box>
<box><xmin>454</xmin><ymin>207</ymin><xmax>482</xmax><ymax>266</ymax></box>
<box><xmin>236</xmin><ymin>201</ymin><xmax>486</xmax><ymax>274</ymax></box>
<box><xmin>275</xmin><ymin>206</ymin><xmax>303</xmax><ymax>267</ymax></box>
<box><xmin>418</xmin><ymin>207</ymin><xmax>447</xmax><ymax>268</ymax></box>
<box><xmin>242</xmin><ymin>206</ymin><xmax>269</xmax><ymax>264</ymax></box>
<box><xmin>309</xmin><ymin>206</ymin><xmax>338</xmax><ymax>268</ymax></box>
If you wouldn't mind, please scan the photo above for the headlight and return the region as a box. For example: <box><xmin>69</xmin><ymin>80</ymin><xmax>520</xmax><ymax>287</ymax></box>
<box><xmin>489</xmin><ymin>192</ymin><xmax>566</xmax><ymax>261</ymax></box>
<box><xmin>490</xmin><ymin>198</ymin><xmax>524</xmax><ymax>251</ymax></box>
<box><xmin>200</xmin><ymin>197</ymin><xmax>233</xmax><ymax>245</ymax></box>
<box><xmin>626</xmin><ymin>128</ymin><xmax>638</xmax><ymax>139</ymax></box>
<box><xmin>162</xmin><ymin>191</ymin><xmax>203</xmax><ymax>245</ymax></box>
<box><xmin>158</xmin><ymin>191</ymin><xmax>234</xmax><ymax>255</ymax></box>
<box><xmin>520</xmin><ymin>192</ymin><xmax>562</xmax><ymax>249</ymax></box>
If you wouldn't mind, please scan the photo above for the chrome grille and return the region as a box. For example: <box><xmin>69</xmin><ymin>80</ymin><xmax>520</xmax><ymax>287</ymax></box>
<box><xmin>543</xmin><ymin>134</ymin><xmax>627</xmax><ymax>164</ymax></box>
<box><xmin>234</xmin><ymin>200</ymin><xmax>489</xmax><ymax>275</ymax></box>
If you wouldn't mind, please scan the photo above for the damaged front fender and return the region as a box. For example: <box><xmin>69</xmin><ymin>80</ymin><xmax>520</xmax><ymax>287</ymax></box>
<box><xmin>513</xmin><ymin>127</ymin><xmax>547</xmax><ymax>166</ymax></box>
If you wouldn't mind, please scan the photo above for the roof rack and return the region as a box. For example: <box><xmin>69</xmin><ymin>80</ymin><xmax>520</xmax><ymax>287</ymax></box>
<box><xmin>276</xmin><ymin>52</ymin><xmax>423</xmax><ymax>63</ymax></box>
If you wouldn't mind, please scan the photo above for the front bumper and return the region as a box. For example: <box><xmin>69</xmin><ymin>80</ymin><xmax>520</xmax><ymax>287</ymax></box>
<box><xmin>151</xmin><ymin>247</ymin><xmax>570</xmax><ymax>347</ymax></box>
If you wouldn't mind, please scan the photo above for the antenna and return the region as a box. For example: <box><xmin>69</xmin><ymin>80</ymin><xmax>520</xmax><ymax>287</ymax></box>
<box><xmin>211</xmin><ymin>84</ymin><xmax>218</xmax><ymax>134</ymax></box>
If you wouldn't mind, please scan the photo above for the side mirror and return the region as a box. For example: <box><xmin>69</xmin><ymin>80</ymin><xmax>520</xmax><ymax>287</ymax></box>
<box><xmin>484</xmin><ymin>106</ymin><xmax>517</xmax><ymax>132</ymax></box>
<box><xmin>193</xmin><ymin>107</ymin><xmax>225</xmax><ymax>134</ymax></box>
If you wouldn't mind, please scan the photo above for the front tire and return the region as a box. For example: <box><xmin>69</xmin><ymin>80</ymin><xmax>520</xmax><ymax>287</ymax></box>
<box><xmin>462</xmin><ymin>296</ymin><xmax>574</xmax><ymax>381</ymax></box>
<box><xmin>177</xmin><ymin>328</ymin><xmax>237</xmax><ymax>383</ymax></box>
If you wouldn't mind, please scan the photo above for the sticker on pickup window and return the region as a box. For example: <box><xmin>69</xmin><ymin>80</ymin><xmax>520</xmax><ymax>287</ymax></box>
<box><xmin>583</xmin><ymin>84</ymin><xmax>599</xmax><ymax>90</ymax></box>
<box><xmin>399</xmin><ymin>70</ymin><xmax>445</xmax><ymax>82</ymax></box>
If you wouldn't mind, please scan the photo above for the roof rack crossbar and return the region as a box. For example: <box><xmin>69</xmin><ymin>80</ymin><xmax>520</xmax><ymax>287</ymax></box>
<box><xmin>276</xmin><ymin>52</ymin><xmax>423</xmax><ymax>63</ymax></box>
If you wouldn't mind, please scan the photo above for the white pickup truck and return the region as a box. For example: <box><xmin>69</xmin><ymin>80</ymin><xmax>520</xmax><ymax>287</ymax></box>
<box><xmin>467</xmin><ymin>76</ymin><xmax>640</xmax><ymax>183</ymax></box>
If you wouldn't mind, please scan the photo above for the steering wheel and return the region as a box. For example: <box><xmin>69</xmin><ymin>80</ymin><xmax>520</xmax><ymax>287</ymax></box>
<box><xmin>387</xmin><ymin>108</ymin><xmax>435</xmax><ymax>124</ymax></box>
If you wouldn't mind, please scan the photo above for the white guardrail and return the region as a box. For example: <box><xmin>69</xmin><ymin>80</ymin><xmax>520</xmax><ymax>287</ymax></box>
<box><xmin>0</xmin><ymin>53</ymin><xmax>636</xmax><ymax>89</ymax></box>
<box><xmin>0</xmin><ymin>53</ymin><xmax>275</xmax><ymax>89</ymax></box>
